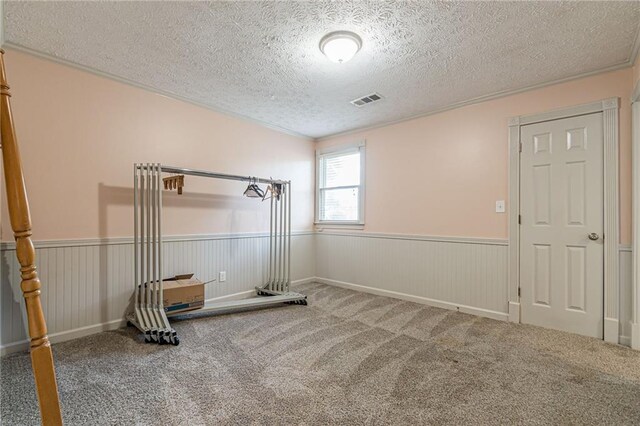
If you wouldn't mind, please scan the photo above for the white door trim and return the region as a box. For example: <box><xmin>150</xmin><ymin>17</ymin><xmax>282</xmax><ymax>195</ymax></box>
<box><xmin>508</xmin><ymin>98</ymin><xmax>621</xmax><ymax>344</ymax></box>
<box><xmin>632</xmin><ymin>84</ymin><xmax>640</xmax><ymax>350</ymax></box>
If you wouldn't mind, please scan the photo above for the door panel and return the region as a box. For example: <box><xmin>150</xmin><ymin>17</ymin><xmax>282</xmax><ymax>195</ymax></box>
<box><xmin>533</xmin><ymin>164</ymin><xmax>551</xmax><ymax>225</ymax></box>
<box><xmin>566</xmin><ymin>245</ymin><xmax>586</xmax><ymax>311</ymax></box>
<box><xmin>533</xmin><ymin>244</ymin><xmax>551</xmax><ymax>306</ymax></box>
<box><xmin>520</xmin><ymin>113</ymin><xmax>604</xmax><ymax>338</ymax></box>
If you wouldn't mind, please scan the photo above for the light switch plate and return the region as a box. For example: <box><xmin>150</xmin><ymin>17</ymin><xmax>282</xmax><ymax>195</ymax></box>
<box><xmin>219</xmin><ymin>271</ymin><xmax>227</xmax><ymax>282</ymax></box>
<box><xmin>495</xmin><ymin>200</ymin><xmax>505</xmax><ymax>213</ymax></box>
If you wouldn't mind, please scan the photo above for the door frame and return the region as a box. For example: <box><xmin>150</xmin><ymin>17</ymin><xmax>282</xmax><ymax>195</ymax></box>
<box><xmin>632</xmin><ymin>83</ymin><xmax>640</xmax><ymax>350</ymax></box>
<box><xmin>508</xmin><ymin>98</ymin><xmax>620</xmax><ymax>343</ymax></box>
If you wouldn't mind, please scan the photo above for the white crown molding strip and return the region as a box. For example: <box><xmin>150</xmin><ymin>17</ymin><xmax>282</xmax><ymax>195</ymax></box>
<box><xmin>316</xmin><ymin>62</ymin><xmax>633</xmax><ymax>142</ymax></box>
<box><xmin>1</xmin><ymin>44</ymin><xmax>315</xmax><ymax>142</ymax></box>
<box><xmin>2</xmin><ymin>45</ymin><xmax>634</xmax><ymax>144</ymax></box>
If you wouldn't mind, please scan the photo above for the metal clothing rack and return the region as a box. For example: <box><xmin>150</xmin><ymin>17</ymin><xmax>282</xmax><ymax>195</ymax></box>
<box><xmin>127</xmin><ymin>163</ymin><xmax>307</xmax><ymax>346</ymax></box>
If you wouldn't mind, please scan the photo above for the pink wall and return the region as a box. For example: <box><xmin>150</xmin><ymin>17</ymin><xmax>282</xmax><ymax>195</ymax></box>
<box><xmin>318</xmin><ymin>68</ymin><xmax>634</xmax><ymax>244</ymax></box>
<box><xmin>3</xmin><ymin>48</ymin><xmax>636</xmax><ymax>244</ymax></box>
<box><xmin>1</xmin><ymin>49</ymin><xmax>315</xmax><ymax>241</ymax></box>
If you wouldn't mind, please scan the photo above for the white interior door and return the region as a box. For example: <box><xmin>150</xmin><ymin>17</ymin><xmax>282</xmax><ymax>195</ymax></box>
<box><xmin>520</xmin><ymin>113</ymin><xmax>604</xmax><ymax>338</ymax></box>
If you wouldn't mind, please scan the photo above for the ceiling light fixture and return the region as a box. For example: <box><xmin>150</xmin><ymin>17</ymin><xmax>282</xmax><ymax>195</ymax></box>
<box><xmin>319</xmin><ymin>31</ymin><xmax>362</xmax><ymax>63</ymax></box>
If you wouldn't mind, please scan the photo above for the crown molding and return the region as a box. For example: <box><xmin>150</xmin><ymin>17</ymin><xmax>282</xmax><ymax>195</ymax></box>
<box><xmin>3</xmin><ymin>12</ymin><xmax>639</xmax><ymax>144</ymax></box>
<box><xmin>316</xmin><ymin>61</ymin><xmax>633</xmax><ymax>142</ymax></box>
<box><xmin>1</xmin><ymin>43</ymin><xmax>315</xmax><ymax>142</ymax></box>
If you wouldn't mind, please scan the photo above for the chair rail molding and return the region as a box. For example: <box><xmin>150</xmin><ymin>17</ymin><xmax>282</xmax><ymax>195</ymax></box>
<box><xmin>508</xmin><ymin>98</ymin><xmax>621</xmax><ymax>344</ymax></box>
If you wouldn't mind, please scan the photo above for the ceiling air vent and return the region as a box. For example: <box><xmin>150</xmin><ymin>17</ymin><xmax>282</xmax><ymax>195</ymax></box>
<box><xmin>350</xmin><ymin>92</ymin><xmax>384</xmax><ymax>107</ymax></box>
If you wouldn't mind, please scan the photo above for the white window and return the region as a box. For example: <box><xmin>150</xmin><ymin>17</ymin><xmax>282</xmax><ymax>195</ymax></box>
<box><xmin>316</xmin><ymin>141</ymin><xmax>365</xmax><ymax>225</ymax></box>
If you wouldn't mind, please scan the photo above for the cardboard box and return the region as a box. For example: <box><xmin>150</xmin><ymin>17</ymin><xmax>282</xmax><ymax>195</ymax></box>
<box><xmin>162</xmin><ymin>278</ymin><xmax>204</xmax><ymax>315</ymax></box>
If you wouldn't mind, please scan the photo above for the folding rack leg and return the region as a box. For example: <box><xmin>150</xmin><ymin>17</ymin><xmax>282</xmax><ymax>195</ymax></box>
<box><xmin>132</xmin><ymin>164</ymin><xmax>151</xmax><ymax>339</ymax></box>
<box><xmin>140</xmin><ymin>164</ymin><xmax>155</xmax><ymax>341</ymax></box>
<box><xmin>277</xmin><ymin>193</ymin><xmax>284</xmax><ymax>292</ymax></box>
<box><xmin>267</xmin><ymin>193</ymin><xmax>275</xmax><ymax>292</ymax></box>
<box><xmin>287</xmin><ymin>182</ymin><xmax>292</xmax><ymax>293</ymax></box>
<box><xmin>273</xmin><ymin>193</ymin><xmax>278</xmax><ymax>291</ymax></box>
<box><xmin>273</xmin><ymin>196</ymin><xmax>278</xmax><ymax>291</ymax></box>
<box><xmin>145</xmin><ymin>163</ymin><xmax>161</xmax><ymax>342</ymax></box>
<box><xmin>279</xmin><ymin>189</ymin><xmax>285</xmax><ymax>292</ymax></box>
<box><xmin>276</xmin><ymin>193</ymin><xmax>281</xmax><ymax>292</ymax></box>
<box><xmin>273</xmin><ymin>195</ymin><xmax>278</xmax><ymax>292</ymax></box>
<box><xmin>150</xmin><ymin>163</ymin><xmax>166</xmax><ymax>343</ymax></box>
<box><xmin>155</xmin><ymin>163</ymin><xmax>178</xmax><ymax>345</ymax></box>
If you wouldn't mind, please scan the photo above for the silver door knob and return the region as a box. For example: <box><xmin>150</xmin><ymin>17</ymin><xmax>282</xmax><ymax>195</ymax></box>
<box><xmin>588</xmin><ymin>233</ymin><xmax>600</xmax><ymax>241</ymax></box>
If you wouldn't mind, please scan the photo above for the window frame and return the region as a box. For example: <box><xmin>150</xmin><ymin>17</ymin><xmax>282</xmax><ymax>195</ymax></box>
<box><xmin>315</xmin><ymin>140</ymin><xmax>366</xmax><ymax>227</ymax></box>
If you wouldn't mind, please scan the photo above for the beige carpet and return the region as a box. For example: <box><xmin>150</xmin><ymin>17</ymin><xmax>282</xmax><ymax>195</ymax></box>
<box><xmin>2</xmin><ymin>282</ymin><xmax>640</xmax><ymax>425</ymax></box>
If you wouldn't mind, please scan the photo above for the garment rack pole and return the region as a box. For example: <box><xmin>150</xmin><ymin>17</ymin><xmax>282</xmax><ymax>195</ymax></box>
<box><xmin>153</xmin><ymin>165</ymin><xmax>289</xmax><ymax>185</ymax></box>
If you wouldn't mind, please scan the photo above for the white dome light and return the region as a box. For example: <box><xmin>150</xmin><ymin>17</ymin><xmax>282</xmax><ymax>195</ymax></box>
<box><xmin>319</xmin><ymin>31</ymin><xmax>362</xmax><ymax>63</ymax></box>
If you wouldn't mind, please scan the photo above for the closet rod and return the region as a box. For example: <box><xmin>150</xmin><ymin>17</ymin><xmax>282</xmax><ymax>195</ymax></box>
<box><xmin>135</xmin><ymin>164</ymin><xmax>289</xmax><ymax>185</ymax></box>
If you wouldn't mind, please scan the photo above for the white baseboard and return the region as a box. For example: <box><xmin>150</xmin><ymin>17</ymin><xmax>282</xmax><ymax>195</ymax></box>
<box><xmin>632</xmin><ymin>323</ymin><xmax>640</xmax><ymax>350</ymax></box>
<box><xmin>5</xmin><ymin>277</ymin><xmax>626</xmax><ymax>355</ymax></box>
<box><xmin>604</xmin><ymin>317</ymin><xmax>620</xmax><ymax>344</ymax></box>
<box><xmin>508</xmin><ymin>302</ymin><xmax>520</xmax><ymax>323</ymax></box>
<box><xmin>1</xmin><ymin>318</ymin><xmax>126</xmax><ymax>357</ymax></box>
<box><xmin>290</xmin><ymin>277</ymin><xmax>316</xmax><ymax>286</ymax></box>
<box><xmin>314</xmin><ymin>277</ymin><xmax>509</xmax><ymax>322</ymax></box>
<box><xmin>0</xmin><ymin>283</ymin><xmax>317</xmax><ymax>357</ymax></box>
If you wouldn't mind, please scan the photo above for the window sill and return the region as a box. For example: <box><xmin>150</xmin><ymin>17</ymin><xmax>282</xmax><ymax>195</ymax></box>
<box><xmin>314</xmin><ymin>222</ymin><xmax>365</xmax><ymax>231</ymax></box>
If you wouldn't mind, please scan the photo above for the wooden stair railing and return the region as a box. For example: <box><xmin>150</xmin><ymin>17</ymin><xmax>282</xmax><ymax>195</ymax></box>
<box><xmin>1</xmin><ymin>49</ymin><xmax>63</xmax><ymax>425</ymax></box>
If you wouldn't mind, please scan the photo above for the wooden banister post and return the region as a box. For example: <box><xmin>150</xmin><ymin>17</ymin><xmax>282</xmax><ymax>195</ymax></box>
<box><xmin>1</xmin><ymin>49</ymin><xmax>63</xmax><ymax>425</ymax></box>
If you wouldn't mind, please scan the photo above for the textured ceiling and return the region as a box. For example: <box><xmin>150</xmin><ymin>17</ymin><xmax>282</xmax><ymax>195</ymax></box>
<box><xmin>4</xmin><ymin>1</ymin><xmax>640</xmax><ymax>139</ymax></box>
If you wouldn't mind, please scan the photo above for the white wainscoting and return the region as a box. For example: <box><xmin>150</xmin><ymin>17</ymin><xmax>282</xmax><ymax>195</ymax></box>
<box><xmin>315</xmin><ymin>232</ymin><xmax>510</xmax><ymax>321</ymax></box>
<box><xmin>0</xmin><ymin>232</ymin><xmax>315</xmax><ymax>354</ymax></box>
<box><xmin>314</xmin><ymin>232</ymin><xmax>634</xmax><ymax>346</ymax></box>
<box><xmin>1</xmin><ymin>231</ymin><xmax>633</xmax><ymax>354</ymax></box>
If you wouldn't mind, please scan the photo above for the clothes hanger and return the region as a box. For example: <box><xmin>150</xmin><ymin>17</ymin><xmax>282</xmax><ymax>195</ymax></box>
<box><xmin>262</xmin><ymin>184</ymin><xmax>273</xmax><ymax>201</ymax></box>
<box><xmin>244</xmin><ymin>177</ymin><xmax>264</xmax><ymax>198</ymax></box>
